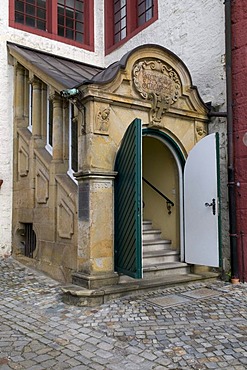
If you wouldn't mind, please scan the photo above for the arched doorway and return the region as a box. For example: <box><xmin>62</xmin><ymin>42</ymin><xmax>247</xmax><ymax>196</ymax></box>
<box><xmin>142</xmin><ymin>130</ymin><xmax>185</xmax><ymax>261</ymax></box>
<box><xmin>114</xmin><ymin>119</ymin><xmax>220</xmax><ymax>280</ymax></box>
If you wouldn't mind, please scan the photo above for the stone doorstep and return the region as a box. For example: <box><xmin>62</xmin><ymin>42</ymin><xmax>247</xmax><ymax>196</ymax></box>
<box><xmin>61</xmin><ymin>272</ymin><xmax>219</xmax><ymax>307</ymax></box>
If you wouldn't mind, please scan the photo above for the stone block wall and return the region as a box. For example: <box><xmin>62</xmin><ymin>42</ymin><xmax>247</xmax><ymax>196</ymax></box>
<box><xmin>0</xmin><ymin>0</ymin><xmax>105</xmax><ymax>256</ymax></box>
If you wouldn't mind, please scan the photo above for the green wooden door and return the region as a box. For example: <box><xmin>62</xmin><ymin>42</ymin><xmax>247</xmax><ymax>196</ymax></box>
<box><xmin>114</xmin><ymin>118</ymin><xmax>142</xmax><ymax>278</ymax></box>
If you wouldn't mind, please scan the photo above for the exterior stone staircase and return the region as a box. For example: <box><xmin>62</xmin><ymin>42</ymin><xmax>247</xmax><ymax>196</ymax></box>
<box><xmin>62</xmin><ymin>220</ymin><xmax>218</xmax><ymax>307</ymax></box>
<box><xmin>142</xmin><ymin>220</ymin><xmax>190</xmax><ymax>278</ymax></box>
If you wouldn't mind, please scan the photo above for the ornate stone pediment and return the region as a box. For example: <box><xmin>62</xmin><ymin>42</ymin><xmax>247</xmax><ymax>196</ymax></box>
<box><xmin>133</xmin><ymin>59</ymin><xmax>181</xmax><ymax>124</ymax></box>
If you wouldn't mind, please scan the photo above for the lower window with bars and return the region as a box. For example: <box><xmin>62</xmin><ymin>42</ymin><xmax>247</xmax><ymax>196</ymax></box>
<box><xmin>23</xmin><ymin>223</ymin><xmax>37</xmax><ymax>258</ymax></box>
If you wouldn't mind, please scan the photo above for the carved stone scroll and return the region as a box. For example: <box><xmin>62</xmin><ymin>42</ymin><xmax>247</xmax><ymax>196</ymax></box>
<box><xmin>133</xmin><ymin>59</ymin><xmax>181</xmax><ymax>124</ymax></box>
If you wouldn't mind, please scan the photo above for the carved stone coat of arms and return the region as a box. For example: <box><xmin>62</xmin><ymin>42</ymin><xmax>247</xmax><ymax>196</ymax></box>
<box><xmin>133</xmin><ymin>59</ymin><xmax>181</xmax><ymax>124</ymax></box>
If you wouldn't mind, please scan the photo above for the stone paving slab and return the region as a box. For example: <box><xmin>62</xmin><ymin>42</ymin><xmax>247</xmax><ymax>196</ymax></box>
<box><xmin>0</xmin><ymin>257</ymin><xmax>247</xmax><ymax>369</ymax></box>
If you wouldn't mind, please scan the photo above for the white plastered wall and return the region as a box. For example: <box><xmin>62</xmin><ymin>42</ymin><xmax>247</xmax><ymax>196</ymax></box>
<box><xmin>104</xmin><ymin>0</ymin><xmax>226</xmax><ymax>108</ymax></box>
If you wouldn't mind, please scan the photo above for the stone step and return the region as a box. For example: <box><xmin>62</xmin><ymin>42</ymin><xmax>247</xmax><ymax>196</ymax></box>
<box><xmin>142</xmin><ymin>220</ymin><xmax>153</xmax><ymax>231</ymax></box>
<box><xmin>62</xmin><ymin>272</ymin><xmax>219</xmax><ymax>306</ymax></box>
<box><xmin>143</xmin><ymin>250</ymin><xmax>179</xmax><ymax>264</ymax></box>
<box><xmin>143</xmin><ymin>262</ymin><xmax>191</xmax><ymax>279</ymax></box>
<box><xmin>143</xmin><ymin>229</ymin><xmax>162</xmax><ymax>241</ymax></box>
<box><xmin>143</xmin><ymin>239</ymin><xmax>172</xmax><ymax>252</ymax></box>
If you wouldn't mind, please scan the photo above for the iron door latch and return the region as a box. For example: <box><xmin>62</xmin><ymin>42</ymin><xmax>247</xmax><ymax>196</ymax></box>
<box><xmin>205</xmin><ymin>198</ymin><xmax>216</xmax><ymax>215</ymax></box>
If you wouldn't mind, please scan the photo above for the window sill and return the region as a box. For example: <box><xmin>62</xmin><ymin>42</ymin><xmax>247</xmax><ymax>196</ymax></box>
<box><xmin>67</xmin><ymin>169</ymin><xmax>78</xmax><ymax>185</ymax></box>
<box><xmin>45</xmin><ymin>144</ymin><xmax>53</xmax><ymax>156</ymax></box>
<box><xmin>9</xmin><ymin>21</ymin><xmax>94</xmax><ymax>52</ymax></box>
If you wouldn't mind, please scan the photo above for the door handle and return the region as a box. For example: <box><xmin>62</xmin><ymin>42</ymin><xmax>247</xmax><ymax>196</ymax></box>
<box><xmin>205</xmin><ymin>198</ymin><xmax>216</xmax><ymax>215</ymax></box>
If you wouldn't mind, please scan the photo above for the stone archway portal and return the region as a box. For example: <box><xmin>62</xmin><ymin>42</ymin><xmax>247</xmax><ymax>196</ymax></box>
<box><xmin>114</xmin><ymin>119</ymin><xmax>220</xmax><ymax>279</ymax></box>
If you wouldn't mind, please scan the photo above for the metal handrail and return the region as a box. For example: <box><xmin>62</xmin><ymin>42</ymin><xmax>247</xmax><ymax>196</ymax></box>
<box><xmin>142</xmin><ymin>177</ymin><xmax>174</xmax><ymax>215</ymax></box>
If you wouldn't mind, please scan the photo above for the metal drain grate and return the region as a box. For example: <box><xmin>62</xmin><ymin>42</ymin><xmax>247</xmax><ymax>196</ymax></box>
<box><xmin>180</xmin><ymin>288</ymin><xmax>220</xmax><ymax>299</ymax></box>
<box><xmin>146</xmin><ymin>288</ymin><xmax>220</xmax><ymax>308</ymax></box>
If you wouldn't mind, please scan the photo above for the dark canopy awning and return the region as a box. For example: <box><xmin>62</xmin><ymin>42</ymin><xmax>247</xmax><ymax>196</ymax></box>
<box><xmin>8</xmin><ymin>42</ymin><xmax>104</xmax><ymax>90</ymax></box>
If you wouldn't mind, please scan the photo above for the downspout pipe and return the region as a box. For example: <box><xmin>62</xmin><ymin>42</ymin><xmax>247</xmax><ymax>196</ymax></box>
<box><xmin>208</xmin><ymin>111</ymin><xmax>227</xmax><ymax>118</ymax></box>
<box><xmin>225</xmin><ymin>0</ymin><xmax>239</xmax><ymax>279</ymax></box>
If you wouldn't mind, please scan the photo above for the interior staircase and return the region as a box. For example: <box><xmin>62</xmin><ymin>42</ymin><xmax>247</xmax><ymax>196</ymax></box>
<box><xmin>142</xmin><ymin>220</ymin><xmax>190</xmax><ymax>279</ymax></box>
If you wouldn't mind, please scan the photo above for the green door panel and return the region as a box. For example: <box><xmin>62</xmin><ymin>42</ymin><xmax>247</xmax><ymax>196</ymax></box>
<box><xmin>114</xmin><ymin>118</ymin><xmax>142</xmax><ymax>278</ymax></box>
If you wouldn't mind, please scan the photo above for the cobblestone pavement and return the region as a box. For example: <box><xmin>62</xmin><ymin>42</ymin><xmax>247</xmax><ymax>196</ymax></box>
<box><xmin>0</xmin><ymin>257</ymin><xmax>247</xmax><ymax>370</ymax></box>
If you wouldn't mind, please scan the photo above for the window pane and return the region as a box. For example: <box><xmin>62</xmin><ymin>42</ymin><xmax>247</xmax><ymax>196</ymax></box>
<box><xmin>15</xmin><ymin>12</ymin><xmax>24</xmax><ymax>23</ymax></box>
<box><xmin>26</xmin><ymin>4</ymin><xmax>35</xmax><ymax>15</ymax></box>
<box><xmin>48</xmin><ymin>100</ymin><xmax>53</xmax><ymax>147</ymax></box>
<box><xmin>65</xmin><ymin>14</ymin><xmax>74</xmax><ymax>29</ymax></box>
<box><xmin>114</xmin><ymin>0</ymin><xmax>127</xmax><ymax>43</ymax></box>
<box><xmin>71</xmin><ymin>124</ymin><xmax>78</xmax><ymax>172</ymax></box>
<box><xmin>76</xmin><ymin>32</ymin><xmax>83</xmax><ymax>42</ymax></box>
<box><xmin>26</xmin><ymin>16</ymin><xmax>35</xmax><ymax>27</ymax></box>
<box><xmin>15</xmin><ymin>0</ymin><xmax>47</xmax><ymax>30</ymax></box>
<box><xmin>75</xmin><ymin>0</ymin><xmax>83</xmax><ymax>12</ymax></box>
<box><xmin>16</xmin><ymin>1</ymin><xmax>24</xmax><ymax>12</ymax></box>
<box><xmin>76</xmin><ymin>11</ymin><xmax>83</xmax><ymax>22</ymax></box>
<box><xmin>37</xmin><ymin>20</ymin><xmax>46</xmax><ymax>30</ymax></box>
<box><xmin>14</xmin><ymin>0</ymin><xmax>89</xmax><ymax>46</ymax></box>
<box><xmin>58</xmin><ymin>25</ymin><xmax>64</xmax><ymax>36</ymax></box>
<box><xmin>28</xmin><ymin>84</ymin><xmax>33</xmax><ymax>132</ymax></box>
<box><xmin>69</xmin><ymin>104</ymin><xmax>78</xmax><ymax>173</ymax></box>
<box><xmin>138</xmin><ymin>0</ymin><xmax>154</xmax><ymax>26</ymax></box>
<box><xmin>66</xmin><ymin>28</ymin><xmax>73</xmax><ymax>39</ymax></box>
<box><xmin>37</xmin><ymin>8</ymin><xmax>46</xmax><ymax>19</ymax></box>
<box><xmin>38</xmin><ymin>0</ymin><xmax>46</xmax><ymax>8</ymax></box>
<box><xmin>57</xmin><ymin>0</ymin><xmax>84</xmax><ymax>43</ymax></box>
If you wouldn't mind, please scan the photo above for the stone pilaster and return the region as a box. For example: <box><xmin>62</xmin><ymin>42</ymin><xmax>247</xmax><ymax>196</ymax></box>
<box><xmin>15</xmin><ymin>63</ymin><xmax>25</xmax><ymax>121</ymax></box>
<box><xmin>73</xmin><ymin>170</ymin><xmax>119</xmax><ymax>289</ymax></box>
<box><xmin>52</xmin><ymin>93</ymin><xmax>63</xmax><ymax>162</ymax></box>
<box><xmin>31</xmin><ymin>77</ymin><xmax>42</xmax><ymax>138</ymax></box>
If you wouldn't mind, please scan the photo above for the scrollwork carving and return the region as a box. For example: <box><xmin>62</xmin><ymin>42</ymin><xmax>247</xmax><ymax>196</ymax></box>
<box><xmin>133</xmin><ymin>59</ymin><xmax>181</xmax><ymax>124</ymax></box>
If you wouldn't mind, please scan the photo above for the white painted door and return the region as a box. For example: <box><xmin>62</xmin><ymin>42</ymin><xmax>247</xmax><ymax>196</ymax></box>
<box><xmin>184</xmin><ymin>133</ymin><xmax>220</xmax><ymax>267</ymax></box>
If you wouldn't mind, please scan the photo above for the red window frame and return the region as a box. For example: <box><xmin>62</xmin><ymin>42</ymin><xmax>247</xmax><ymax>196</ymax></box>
<box><xmin>9</xmin><ymin>0</ymin><xmax>94</xmax><ymax>51</ymax></box>
<box><xmin>105</xmin><ymin>0</ymin><xmax>158</xmax><ymax>54</ymax></box>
